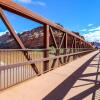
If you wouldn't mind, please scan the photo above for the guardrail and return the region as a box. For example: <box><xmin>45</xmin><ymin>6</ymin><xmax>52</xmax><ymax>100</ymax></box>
<box><xmin>0</xmin><ymin>48</ymin><xmax>94</xmax><ymax>90</ymax></box>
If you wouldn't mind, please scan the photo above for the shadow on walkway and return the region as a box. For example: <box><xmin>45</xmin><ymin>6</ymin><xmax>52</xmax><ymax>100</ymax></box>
<box><xmin>69</xmin><ymin>83</ymin><xmax>100</xmax><ymax>100</ymax></box>
<box><xmin>43</xmin><ymin>53</ymin><xmax>99</xmax><ymax>100</ymax></box>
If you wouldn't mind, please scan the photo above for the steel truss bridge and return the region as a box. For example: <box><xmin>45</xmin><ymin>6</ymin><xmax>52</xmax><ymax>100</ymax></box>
<box><xmin>0</xmin><ymin>0</ymin><xmax>96</xmax><ymax>92</ymax></box>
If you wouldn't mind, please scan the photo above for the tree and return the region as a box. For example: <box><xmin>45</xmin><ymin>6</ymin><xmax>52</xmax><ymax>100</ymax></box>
<box><xmin>56</xmin><ymin>23</ymin><xmax>64</xmax><ymax>28</ymax></box>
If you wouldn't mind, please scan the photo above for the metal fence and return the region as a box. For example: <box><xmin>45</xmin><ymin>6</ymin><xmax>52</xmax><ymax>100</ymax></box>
<box><xmin>0</xmin><ymin>48</ymin><xmax>94</xmax><ymax>90</ymax></box>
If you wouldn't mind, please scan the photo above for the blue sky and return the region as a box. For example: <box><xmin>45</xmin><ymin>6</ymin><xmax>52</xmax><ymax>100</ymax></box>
<box><xmin>0</xmin><ymin>0</ymin><xmax>100</xmax><ymax>42</ymax></box>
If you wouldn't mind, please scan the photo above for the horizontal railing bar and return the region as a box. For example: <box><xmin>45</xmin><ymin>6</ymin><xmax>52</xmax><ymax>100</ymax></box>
<box><xmin>0</xmin><ymin>48</ymin><xmax>93</xmax><ymax>51</ymax></box>
<box><xmin>0</xmin><ymin>49</ymin><xmax>50</xmax><ymax>51</ymax></box>
<box><xmin>0</xmin><ymin>50</ymin><xmax>94</xmax><ymax>70</ymax></box>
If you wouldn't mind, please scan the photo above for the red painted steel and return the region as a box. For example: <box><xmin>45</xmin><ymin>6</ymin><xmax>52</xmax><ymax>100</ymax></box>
<box><xmin>0</xmin><ymin>0</ymin><xmax>93</xmax><ymax>47</ymax></box>
<box><xmin>0</xmin><ymin>0</ymin><xmax>95</xmax><ymax>91</ymax></box>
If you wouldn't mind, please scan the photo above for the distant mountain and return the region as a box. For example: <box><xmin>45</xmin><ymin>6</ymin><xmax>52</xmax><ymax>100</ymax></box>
<box><xmin>0</xmin><ymin>26</ymin><xmax>86</xmax><ymax>49</ymax></box>
<box><xmin>0</xmin><ymin>26</ymin><xmax>62</xmax><ymax>49</ymax></box>
<box><xmin>93</xmin><ymin>42</ymin><xmax>100</xmax><ymax>47</ymax></box>
<box><xmin>0</xmin><ymin>26</ymin><xmax>44</xmax><ymax>49</ymax></box>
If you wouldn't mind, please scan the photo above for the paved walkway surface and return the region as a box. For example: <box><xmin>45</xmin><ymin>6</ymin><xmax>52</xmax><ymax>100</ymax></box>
<box><xmin>0</xmin><ymin>50</ymin><xmax>100</xmax><ymax>100</ymax></box>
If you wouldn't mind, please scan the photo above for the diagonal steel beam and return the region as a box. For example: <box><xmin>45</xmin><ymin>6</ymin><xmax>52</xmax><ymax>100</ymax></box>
<box><xmin>59</xmin><ymin>32</ymin><xmax>66</xmax><ymax>48</ymax></box>
<box><xmin>0</xmin><ymin>8</ymin><xmax>25</xmax><ymax>49</ymax></box>
<box><xmin>0</xmin><ymin>8</ymin><xmax>39</xmax><ymax>74</ymax></box>
<box><xmin>50</xmin><ymin>27</ymin><xmax>58</xmax><ymax>48</ymax></box>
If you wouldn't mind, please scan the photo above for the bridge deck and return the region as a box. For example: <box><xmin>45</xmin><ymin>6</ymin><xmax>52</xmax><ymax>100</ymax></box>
<box><xmin>0</xmin><ymin>50</ymin><xmax>99</xmax><ymax>100</ymax></box>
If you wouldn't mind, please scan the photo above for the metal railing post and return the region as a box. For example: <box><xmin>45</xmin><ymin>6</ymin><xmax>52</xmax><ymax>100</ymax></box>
<box><xmin>43</xmin><ymin>24</ymin><xmax>49</xmax><ymax>72</ymax></box>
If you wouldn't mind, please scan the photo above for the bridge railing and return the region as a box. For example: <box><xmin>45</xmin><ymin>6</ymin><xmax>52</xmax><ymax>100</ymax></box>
<box><xmin>0</xmin><ymin>48</ymin><xmax>93</xmax><ymax>66</ymax></box>
<box><xmin>0</xmin><ymin>48</ymin><xmax>94</xmax><ymax>90</ymax></box>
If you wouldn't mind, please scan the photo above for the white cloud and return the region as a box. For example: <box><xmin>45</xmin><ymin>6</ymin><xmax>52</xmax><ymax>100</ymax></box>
<box><xmin>88</xmin><ymin>24</ymin><xmax>93</xmax><ymax>27</ymax></box>
<box><xmin>83</xmin><ymin>30</ymin><xmax>100</xmax><ymax>42</ymax></box>
<box><xmin>15</xmin><ymin>0</ymin><xmax>46</xmax><ymax>6</ymax></box>
<box><xmin>32</xmin><ymin>1</ymin><xmax>46</xmax><ymax>6</ymax></box>
<box><xmin>80</xmin><ymin>25</ymin><xmax>100</xmax><ymax>42</ymax></box>
<box><xmin>16</xmin><ymin>0</ymin><xmax>32</xmax><ymax>3</ymax></box>
<box><xmin>80</xmin><ymin>29</ymin><xmax>87</xmax><ymax>32</ymax></box>
<box><xmin>88</xmin><ymin>26</ymin><xmax>100</xmax><ymax>32</ymax></box>
<box><xmin>0</xmin><ymin>30</ymin><xmax>9</xmax><ymax>36</ymax></box>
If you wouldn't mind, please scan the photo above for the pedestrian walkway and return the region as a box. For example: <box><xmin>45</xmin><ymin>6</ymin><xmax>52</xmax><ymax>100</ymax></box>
<box><xmin>64</xmin><ymin>51</ymin><xmax>100</xmax><ymax>100</ymax></box>
<box><xmin>0</xmin><ymin>50</ymin><xmax>99</xmax><ymax>100</ymax></box>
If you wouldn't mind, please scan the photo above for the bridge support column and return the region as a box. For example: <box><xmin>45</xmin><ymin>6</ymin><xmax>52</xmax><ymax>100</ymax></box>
<box><xmin>43</xmin><ymin>24</ymin><xmax>49</xmax><ymax>72</ymax></box>
<box><xmin>64</xmin><ymin>33</ymin><xmax>68</xmax><ymax>63</ymax></box>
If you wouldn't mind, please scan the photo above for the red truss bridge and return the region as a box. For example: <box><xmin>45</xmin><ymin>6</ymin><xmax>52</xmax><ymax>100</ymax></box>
<box><xmin>0</xmin><ymin>0</ymin><xmax>99</xmax><ymax>100</ymax></box>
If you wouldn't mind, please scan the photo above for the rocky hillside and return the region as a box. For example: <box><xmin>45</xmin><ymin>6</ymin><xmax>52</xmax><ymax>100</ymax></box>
<box><xmin>0</xmin><ymin>26</ymin><xmax>85</xmax><ymax>49</ymax></box>
<box><xmin>0</xmin><ymin>26</ymin><xmax>44</xmax><ymax>49</ymax></box>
